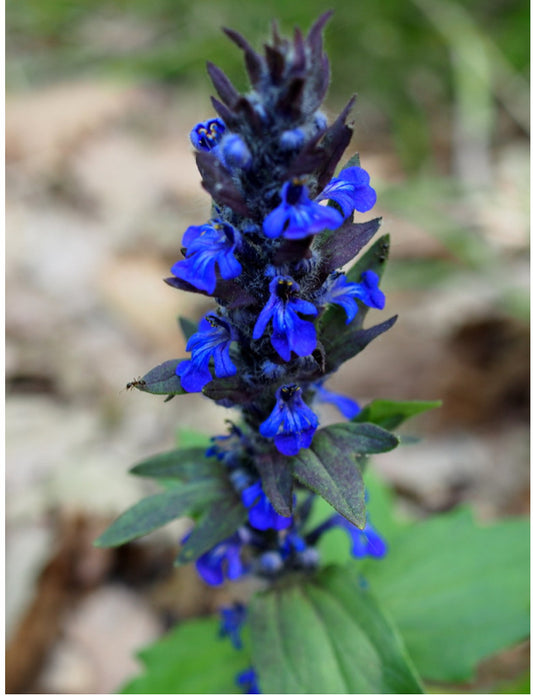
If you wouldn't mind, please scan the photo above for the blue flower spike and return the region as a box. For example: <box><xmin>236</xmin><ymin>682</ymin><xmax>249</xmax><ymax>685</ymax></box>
<box><xmin>263</xmin><ymin>179</ymin><xmax>344</xmax><ymax>240</ymax></box>
<box><xmin>317</xmin><ymin>165</ymin><xmax>377</xmax><ymax>217</ymax></box>
<box><xmin>171</xmin><ymin>221</ymin><xmax>242</xmax><ymax>295</ymax></box>
<box><xmin>190</xmin><ymin>117</ymin><xmax>226</xmax><ymax>151</ymax></box>
<box><xmin>260</xmin><ymin>384</ymin><xmax>319</xmax><ymax>456</ymax></box>
<box><xmin>253</xmin><ymin>276</ymin><xmax>317</xmax><ymax>361</ymax></box>
<box><xmin>177</xmin><ymin>314</ymin><xmax>237</xmax><ymax>392</ymax></box>
<box><xmin>119</xmin><ymin>15</ymin><xmax>401</xmax><ymax>666</ymax></box>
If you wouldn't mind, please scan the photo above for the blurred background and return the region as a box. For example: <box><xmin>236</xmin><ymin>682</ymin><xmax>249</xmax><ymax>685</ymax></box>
<box><xmin>6</xmin><ymin>0</ymin><xmax>529</xmax><ymax>693</ymax></box>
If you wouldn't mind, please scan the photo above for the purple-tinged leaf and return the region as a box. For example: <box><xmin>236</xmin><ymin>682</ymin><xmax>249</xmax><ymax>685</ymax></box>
<box><xmin>195</xmin><ymin>151</ymin><xmax>250</xmax><ymax>216</ymax></box>
<box><xmin>206</xmin><ymin>61</ymin><xmax>239</xmax><ymax>108</ymax></box>
<box><xmin>273</xmin><ymin>236</ymin><xmax>313</xmax><ymax>265</ymax></box>
<box><xmin>265</xmin><ymin>44</ymin><xmax>285</xmax><ymax>85</ymax></box>
<box><xmin>314</xmin><ymin>217</ymin><xmax>382</xmax><ymax>278</ymax></box>
<box><xmin>315</xmin><ymin>96</ymin><xmax>356</xmax><ymax>191</ymax></box>
<box><xmin>210</xmin><ymin>96</ymin><xmax>239</xmax><ymax>129</ymax></box>
<box><xmin>277</xmin><ymin>77</ymin><xmax>305</xmax><ymax>117</ymax></box>
<box><xmin>222</xmin><ymin>27</ymin><xmax>265</xmax><ymax>87</ymax></box>
<box><xmin>254</xmin><ymin>451</ymin><xmax>294</xmax><ymax>517</ymax></box>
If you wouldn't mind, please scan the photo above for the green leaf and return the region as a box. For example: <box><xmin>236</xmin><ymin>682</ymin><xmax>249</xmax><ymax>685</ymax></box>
<box><xmin>354</xmin><ymin>398</ymin><xmax>442</xmax><ymax>430</ymax></box>
<box><xmin>249</xmin><ymin>565</ymin><xmax>423</xmax><ymax>694</ymax></box>
<box><xmin>176</xmin><ymin>487</ymin><xmax>247</xmax><ymax>564</ymax></box>
<box><xmin>363</xmin><ymin>508</ymin><xmax>530</xmax><ymax>682</ymax></box>
<box><xmin>135</xmin><ymin>359</ymin><xmax>186</xmax><ymax>396</ymax></box>
<box><xmin>94</xmin><ymin>480</ymin><xmax>224</xmax><ymax>548</ymax></box>
<box><xmin>176</xmin><ymin>429</ymin><xmax>211</xmax><ymax>448</ymax></box>
<box><xmin>342</xmin><ymin>152</ymin><xmax>361</xmax><ymax>169</ymax></box>
<box><xmin>130</xmin><ymin>447</ymin><xmax>221</xmax><ymax>482</ymax></box>
<box><xmin>202</xmin><ymin>374</ymin><xmax>251</xmax><ymax>404</ymax></box>
<box><xmin>323</xmin><ymin>314</ymin><xmax>398</xmax><ymax>370</ymax></box>
<box><xmin>293</xmin><ymin>424</ymin><xmax>398</xmax><ymax>528</ymax></box>
<box><xmin>254</xmin><ymin>451</ymin><xmax>294</xmax><ymax>517</ymax></box>
<box><xmin>121</xmin><ymin>615</ymin><xmax>250</xmax><ymax>694</ymax></box>
<box><xmin>178</xmin><ymin>316</ymin><xmax>198</xmax><ymax>341</ymax></box>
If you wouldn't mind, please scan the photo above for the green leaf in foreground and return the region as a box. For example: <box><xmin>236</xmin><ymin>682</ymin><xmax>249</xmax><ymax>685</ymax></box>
<box><xmin>176</xmin><ymin>488</ymin><xmax>247</xmax><ymax>564</ymax></box>
<box><xmin>354</xmin><ymin>398</ymin><xmax>442</xmax><ymax>430</ymax></box>
<box><xmin>293</xmin><ymin>423</ymin><xmax>399</xmax><ymax>529</ymax></box>
<box><xmin>249</xmin><ymin>565</ymin><xmax>423</xmax><ymax>694</ymax></box>
<box><xmin>135</xmin><ymin>359</ymin><xmax>186</xmax><ymax>396</ymax></box>
<box><xmin>94</xmin><ymin>479</ymin><xmax>223</xmax><ymax>548</ymax></box>
<box><xmin>130</xmin><ymin>447</ymin><xmax>221</xmax><ymax>482</ymax></box>
<box><xmin>121</xmin><ymin>616</ymin><xmax>249</xmax><ymax>694</ymax></box>
<box><xmin>363</xmin><ymin>508</ymin><xmax>530</xmax><ymax>682</ymax></box>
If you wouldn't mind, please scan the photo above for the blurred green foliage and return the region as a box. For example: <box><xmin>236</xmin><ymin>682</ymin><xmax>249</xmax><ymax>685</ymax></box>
<box><xmin>7</xmin><ymin>0</ymin><xmax>528</xmax><ymax>175</ymax></box>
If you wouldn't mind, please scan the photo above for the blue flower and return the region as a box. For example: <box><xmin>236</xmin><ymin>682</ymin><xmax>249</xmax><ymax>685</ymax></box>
<box><xmin>322</xmin><ymin>270</ymin><xmax>386</xmax><ymax>323</ymax></box>
<box><xmin>171</xmin><ymin>221</ymin><xmax>242</xmax><ymax>295</ymax></box>
<box><xmin>315</xmin><ymin>383</ymin><xmax>361</xmax><ymax>418</ymax></box>
<box><xmin>190</xmin><ymin>118</ymin><xmax>226</xmax><ymax>151</ymax></box>
<box><xmin>219</xmin><ymin>604</ymin><xmax>247</xmax><ymax>650</ymax></box>
<box><xmin>236</xmin><ymin>668</ymin><xmax>261</xmax><ymax>694</ymax></box>
<box><xmin>260</xmin><ymin>384</ymin><xmax>319</xmax><ymax>456</ymax></box>
<box><xmin>253</xmin><ymin>276</ymin><xmax>317</xmax><ymax>361</ymax></box>
<box><xmin>195</xmin><ymin>532</ymin><xmax>247</xmax><ymax>586</ymax></box>
<box><xmin>219</xmin><ymin>134</ymin><xmax>253</xmax><ymax>170</ymax></box>
<box><xmin>317</xmin><ymin>166</ymin><xmax>377</xmax><ymax>217</ymax></box>
<box><xmin>263</xmin><ymin>180</ymin><xmax>344</xmax><ymax>239</ymax></box>
<box><xmin>241</xmin><ymin>481</ymin><xmax>292</xmax><ymax>531</ymax></box>
<box><xmin>177</xmin><ymin>314</ymin><xmax>236</xmax><ymax>392</ymax></box>
<box><xmin>310</xmin><ymin>514</ymin><xmax>387</xmax><ymax>559</ymax></box>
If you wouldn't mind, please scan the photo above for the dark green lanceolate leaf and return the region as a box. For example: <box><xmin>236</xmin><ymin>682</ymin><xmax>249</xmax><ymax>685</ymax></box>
<box><xmin>130</xmin><ymin>447</ymin><xmax>221</xmax><ymax>482</ymax></box>
<box><xmin>178</xmin><ymin>316</ymin><xmax>198</xmax><ymax>342</ymax></box>
<box><xmin>121</xmin><ymin>616</ymin><xmax>250</xmax><ymax>694</ymax></box>
<box><xmin>363</xmin><ymin>508</ymin><xmax>530</xmax><ymax>682</ymax></box>
<box><xmin>354</xmin><ymin>398</ymin><xmax>442</xmax><ymax>430</ymax></box>
<box><xmin>176</xmin><ymin>487</ymin><xmax>247</xmax><ymax>564</ymax></box>
<box><xmin>134</xmin><ymin>359</ymin><xmax>186</xmax><ymax>396</ymax></box>
<box><xmin>323</xmin><ymin>314</ymin><xmax>398</xmax><ymax>370</ymax></box>
<box><xmin>293</xmin><ymin>424</ymin><xmax>398</xmax><ymax>528</ymax></box>
<box><xmin>202</xmin><ymin>374</ymin><xmax>252</xmax><ymax>404</ymax></box>
<box><xmin>254</xmin><ymin>451</ymin><xmax>294</xmax><ymax>517</ymax></box>
<box><xmin>249</xmin><ymin>565</ymin><xmax>423</xmax><ymax>694</ymax></box>
<box><xmin>94</xmin><ymin>480</ymin><xmax>224</xmax><ymax>548</ymax></box>
<box><xmin>313</xmin><ymin>217</ymin><xmax>382</xmax><ymax>277</ymax></box>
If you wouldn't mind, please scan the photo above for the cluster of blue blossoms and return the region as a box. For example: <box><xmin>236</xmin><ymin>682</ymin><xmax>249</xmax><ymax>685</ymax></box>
<box><xmin>163</xmin><ymin>15</ymin><xmax>389</xmax><ymax>693</ymax></box>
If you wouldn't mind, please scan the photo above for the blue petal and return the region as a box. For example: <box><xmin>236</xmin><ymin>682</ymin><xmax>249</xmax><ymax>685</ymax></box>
<box><xmin>315</xmin><ymin>385</ymin><xmax>361</xmax><ymax>418</ymax></box>
<box><xmin>176</xmin><ymin>359</ymin><xmax>212</xmax><ymax>392</ymax></box>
